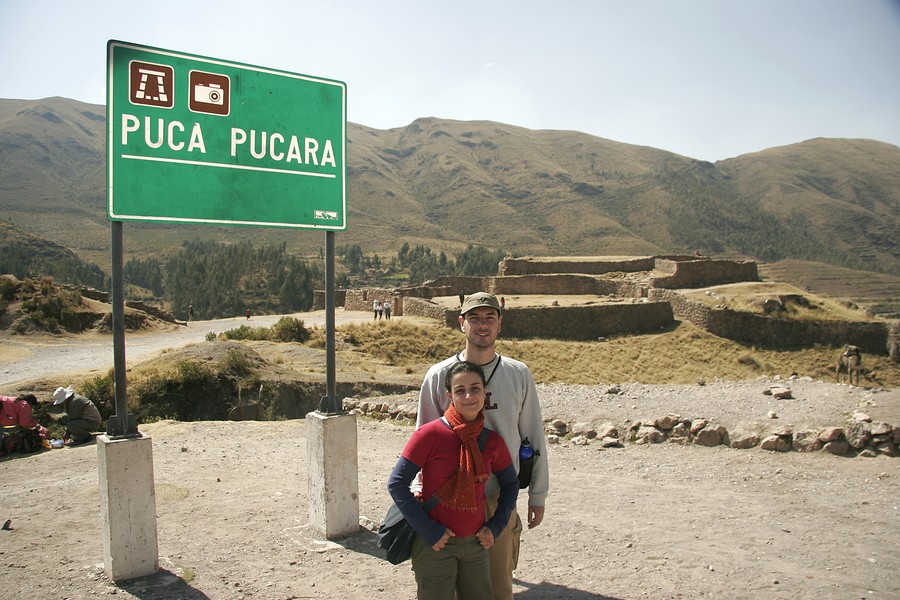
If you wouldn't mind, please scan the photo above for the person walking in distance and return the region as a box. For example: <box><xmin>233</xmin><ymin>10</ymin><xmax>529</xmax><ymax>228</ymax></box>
<box><xmin>417</xmin><ymin>292</ymin><xmax>549</xmax><ymax>600</ymax></box>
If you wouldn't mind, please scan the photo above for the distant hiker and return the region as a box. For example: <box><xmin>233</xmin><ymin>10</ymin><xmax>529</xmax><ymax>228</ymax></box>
<box><xmin>459</xmin><ymin>292</ymin><xmax>465</xmax><ymax>307</ymax></box>
<box><xmin>246</xmin><ymin>308</ymin><xmax>251</xmax><ymax>320</ymax></box>
<box><xmin>373</xmin><ymin>300</ymin><xmax>382</xmax><ymax>320</ymax></box>
<box><xmin>188</xmin><ymin>304</ymin><xmax>195</xmax><ymax>321</ymax></box>
<box><xmin>51</xmin><ymin>386</ymin><xmax>101</xmax><ymax>446</ymax></box>
<box><xmin>383</xmin><ymin>300</ymin><xmax>392</xmax><ymax>320</ymax></box>
<box><xmin>500</xmin><ymin>297</ymin><xmax>506</xmax><ymax>310</ymax></box>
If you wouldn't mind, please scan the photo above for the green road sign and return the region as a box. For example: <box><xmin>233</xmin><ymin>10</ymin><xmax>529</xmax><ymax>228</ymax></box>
<box><xmin>107</xmin><ymin>40</ymin><xmax>346</xmax><ymax>230</ymax></box>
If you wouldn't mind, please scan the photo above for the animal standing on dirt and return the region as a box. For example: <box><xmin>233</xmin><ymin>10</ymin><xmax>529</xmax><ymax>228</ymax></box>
<box><xmin>835</xmin><ymin>345</ymin><xmax>862</xmax><ymax>386</ymax></box>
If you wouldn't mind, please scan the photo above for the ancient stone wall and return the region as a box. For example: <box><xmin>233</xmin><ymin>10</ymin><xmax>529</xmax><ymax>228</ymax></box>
<box><xmin>653</xmin><ymin>289</ymin><xmax>891</xmax><ymax>353</ymax></box>
<box><xmin>403</xmin><ymin>297</ymin><xmax>448</xmax><ymax>321</ymax></box>
<box><xmin>311</xmin><ymin>289</ymin><xmax>346</xmax><ymax>311</ymax></box>
<box><xmin>650</xmin><ymin>289</ymin><xmax>712</xmax><ymax>328</ymax></box>
<box><xmin>492</xmin><ymin>274</ymin><xmax>611</xmax><ymax>296</ymax></box>
<box><xmin>344</xmin><ymin>288</ymin><xmax>400</xmax><ymax>313</ymax></box>
<box><xmin>499</xmin><ymin>256</ymin><xmax>656</xmax><ymax>275</ymax></box>
<box><xmin>398</xmin><ymin>276</ymin><xmax>489</xmax><ymax>299</ymax></box>
<box><xmin>442</xmin><ymin>302</ymin><xmax>675</xmax><ymax>340</ymax></box>
<box><xmin>651</xmin><ymin>258</ymin><xmax>759</xmax><ymax>289</ymax></box>
<box><xmin>705</xmin><ymin>310</ymin><xmax>889</xmax><ymax>353</ymax></box>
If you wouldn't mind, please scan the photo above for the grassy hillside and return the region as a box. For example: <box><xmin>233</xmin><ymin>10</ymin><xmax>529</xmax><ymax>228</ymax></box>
<box><xmin>1</xmin><ymin>97</ymin><xmax>897</xmax><ymax>288</ymax></box>
<box><xmin>760</xmin><ymin>259</ymin><xmax>900</xmax><ymax>317</ymax></box>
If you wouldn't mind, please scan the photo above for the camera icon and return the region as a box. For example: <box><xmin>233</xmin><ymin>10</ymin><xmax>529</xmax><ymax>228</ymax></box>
<box><xmin>194</xmin><ymin>83</ymin><xmax>224</xmax><ymax>105</ymax></box>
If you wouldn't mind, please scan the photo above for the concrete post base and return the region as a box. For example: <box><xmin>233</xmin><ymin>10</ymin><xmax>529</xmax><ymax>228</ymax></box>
<box><xmin>306</xmin><ymin>412</ymin><xmax>360</xmax><ymax>539</ymax></box>
<box><xmin>97</xmin><ymin>435</ymin><xmax>159</xmax><ymax>581</ymax></box>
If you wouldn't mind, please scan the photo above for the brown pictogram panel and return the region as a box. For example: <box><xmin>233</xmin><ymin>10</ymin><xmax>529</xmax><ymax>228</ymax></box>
<box><xmin>189</xmin><ymin>71</ymin><xmax>230</xmax><ymax>116</ymax></box>
<box><xmin>129</xmin><ymin>61</ymin><xmax>174</xmax><ymax>108</ymax></box>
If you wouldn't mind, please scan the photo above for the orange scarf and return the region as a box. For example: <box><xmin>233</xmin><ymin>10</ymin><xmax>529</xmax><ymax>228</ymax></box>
<box><xmin>434</xmin><ymin>404</ymin><xmax>489</xmax><ymax>512</ymax></box>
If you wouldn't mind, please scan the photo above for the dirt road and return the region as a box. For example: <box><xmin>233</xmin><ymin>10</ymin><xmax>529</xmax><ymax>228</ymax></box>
<box><xmin>0</xmin><ymin>309</ymin><xmax>374</xmax><ymax>389</ymax></box>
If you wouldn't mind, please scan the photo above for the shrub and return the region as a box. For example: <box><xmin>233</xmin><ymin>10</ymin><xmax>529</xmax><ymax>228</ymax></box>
<box><xmin>220</xmin><ymin>348</ymin><xmax>254</xmax><ymax>377</ymax></box>
<box><xmin>270</xmin><ymin>316</ymin><xmax>309</xmax><ymax>342</ymax></box>
<box><xmin>0</xmin><ymin>277</ymin><xmax>17</xmax><ymax>301</ymax></box>
<box><xmin>80</xmin><ymin>371</ymin><xmax>116</xmax><ymax>421</ymax></box>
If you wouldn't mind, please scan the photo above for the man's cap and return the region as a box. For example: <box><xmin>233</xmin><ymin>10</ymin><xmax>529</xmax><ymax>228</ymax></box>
<box><xmin>460</xmin><ymin>292</ymin><xmax>502</xmax><ymax>315</ymax></box>
<box><xmin>52</xmin><ymin>385</ymin><xmax>74</xmax><ymax>405</ymax></box>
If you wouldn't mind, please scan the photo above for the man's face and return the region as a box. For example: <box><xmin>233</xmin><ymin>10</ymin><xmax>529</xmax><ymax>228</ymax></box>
<box><xmin>459</xmin><ymin>307</ymin><xmax>502</xmax><ymax>349</ymax></box>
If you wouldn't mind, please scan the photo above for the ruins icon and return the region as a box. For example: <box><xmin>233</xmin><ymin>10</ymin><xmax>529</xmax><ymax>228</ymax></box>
<box><xmin>129</xmin><ymin>61</ymin><xmax>174</xmax><ymax>108</ymax></box>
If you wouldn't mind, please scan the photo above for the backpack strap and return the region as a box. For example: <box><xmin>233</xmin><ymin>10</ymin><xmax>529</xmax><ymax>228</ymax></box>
<box><xmin>422</xmin><ymin>495</ymin><xmax>439</xmax><ymax>512</ymax></box>
<box><xmin>477</xmin><ymin>426</ymin><xmax>490</xmax><ymax>451</ymax></box>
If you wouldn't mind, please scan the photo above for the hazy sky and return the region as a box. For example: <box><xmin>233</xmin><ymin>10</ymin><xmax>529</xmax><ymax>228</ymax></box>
<box><xmin>1</xmin><ymin>0</ymin><xmax>898</xmax><ymax>162</ymax></box>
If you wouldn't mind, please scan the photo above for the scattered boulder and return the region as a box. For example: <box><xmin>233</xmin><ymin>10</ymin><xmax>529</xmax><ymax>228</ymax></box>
<box><xmin>845</xmin><ymin>421</ymin><xmax>872</xmax><ymax>449</ymax></box>
<box><xmin>763</xmin><ymin>385</ymin><xmax>793</xmax><ymax>399</ymax></box>
<box><xmin>599</xmin><ymin>436</ymin><xmax>623</xmax><ymax>448</ymax></box>
<box><xmin>870</xmin><ymin>421</ymin><xmax>892</xmax><ymax>436</ymax></box>
<box><xmin>729</xmin><ymin>430</ymin><xmax>761</xmax><ymax>449</ymax></box>
<box><xmin>690</xmin><ymin>419</ymin><xmax>708</xmax><ymax>435</ymax></box>
<box><xmin>546</xmin><ymin>419</ymin><xmax>568</xmax><ymax>436</ymax></box>
<box><xmin>635</xmin><ymin>426</ymin><xmax>665</xmax><ymax>444</ymax></box>
<box><xmin>668</xmin><ymin>422</ymin><xmax>691</xmax><ymax>444</ymax></box>
<box><xmin>570</xmin><ymin>422</ymin><xmax>597</xmax><ymax>439</ymax></box>
<box><xmin>818</xmin><ymin>427</ymin><xmax>843</xmax><ymax>443</ymax></box>
<box><xmin>823</xmin><ymin>439</ymin><xmax>850</xmax><ymax>455</ymax></box>
<box><xmin>595</xmin><ymin>423</ymin><xmax>619</xmax><ymax>440</ymax></box>
<box><xmin>693</xmin><ymin>424</ymin><xmax>727</xmax><ymax>447</ymax></box>
<box><xmin>655</xmin><ymin>414</ymin><xmax>681</xmax><ymax>430</ymax></box>
<box><xmin>792</xmin><ymin>429</ymin><xmax>822</xmax><ymax>453</ymax></box>
<box><xmin>760</xmin><ymin>435</ymin><xmax>791</xmax><ymax>452</ymax></box>
<box><xmin>875</xmin><ymin>442</ymin><xmax>898</xmax><ymax>457</ymax></box>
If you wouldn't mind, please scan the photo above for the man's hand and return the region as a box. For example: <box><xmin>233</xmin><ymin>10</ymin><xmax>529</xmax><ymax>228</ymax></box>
<box><xmin>476</xmin><ymin>526</ymin><xmax>494</xmax><ymax>549</ymax></box>
<box><xmin>432</xmin><ymin>528</ymin><xmax>455</xmax><ymax>551</ymax></box>
<box><xmin>527</xmin><ymin>505</ymin><xmax>545</xmax><ymax>529</ymax></box>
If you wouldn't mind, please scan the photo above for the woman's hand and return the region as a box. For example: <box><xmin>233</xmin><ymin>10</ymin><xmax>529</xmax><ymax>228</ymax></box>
<box><xmin>432</xmin><ymin>528</ymin><xmax>455</xmax><ymax>551</ymax></box>
<box><xmin>476</xmin><ymin>526</ymin><xmax>494</xmax><ymax>549</ymax></box>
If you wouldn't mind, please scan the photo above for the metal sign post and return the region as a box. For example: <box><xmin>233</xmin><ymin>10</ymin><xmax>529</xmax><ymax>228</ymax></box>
<box><xmin>104</xmin><ymin>39</ymin><xmax>351</xmax><ymax>568</ymax></box>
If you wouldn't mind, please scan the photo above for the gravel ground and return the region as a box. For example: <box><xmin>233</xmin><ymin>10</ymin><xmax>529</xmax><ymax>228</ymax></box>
<box><xmin>2</xmin><ymin>312</ymin><xmax>899</xmax><ymax>599</ymax></box>
<box><xmin>535</xmin><ymin>378</ymin><xmax>900</xmax><ymax>435</ymax></box>
<box><xmin>1</xmin><ymin>380</ymin><xmax>898</xmax><ymax>600</ymax></box>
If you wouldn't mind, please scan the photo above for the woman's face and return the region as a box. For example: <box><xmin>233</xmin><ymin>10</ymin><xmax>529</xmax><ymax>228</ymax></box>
<box><xmin>448</xmin><ymin>370</ymin><xmax>486</xmax><ymax>422</ymax></box>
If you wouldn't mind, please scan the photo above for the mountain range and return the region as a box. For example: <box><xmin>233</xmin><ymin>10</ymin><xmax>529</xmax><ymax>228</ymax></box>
<box><xmin>1</xmin><ymin>96</ymin><xmax>898</xmax><ymax>289</ymax></box>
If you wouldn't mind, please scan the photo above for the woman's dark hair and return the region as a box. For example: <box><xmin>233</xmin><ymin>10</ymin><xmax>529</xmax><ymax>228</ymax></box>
<box><xmin>17</xmin><ymin>394</ymin><xmax>38</xmax><ymax>406</ymax></box>
<box><xmin>444</xmin><ymin>360</ymin><xmax>486</xmax><ymax>391</ymax></box>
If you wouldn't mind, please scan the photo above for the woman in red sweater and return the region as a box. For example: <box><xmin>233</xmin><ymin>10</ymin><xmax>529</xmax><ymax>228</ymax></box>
<box><xmin>388</xmin><ymin>361</ymin><xmax>518</xmax><ymax>600</ymax></box>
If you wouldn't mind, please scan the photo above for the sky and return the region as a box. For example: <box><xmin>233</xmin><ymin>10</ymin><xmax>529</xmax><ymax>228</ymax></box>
<box><xmin>1</xmin><ymin>0</ymin><xmax>899</xmax><ymax>162</ymax></box>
